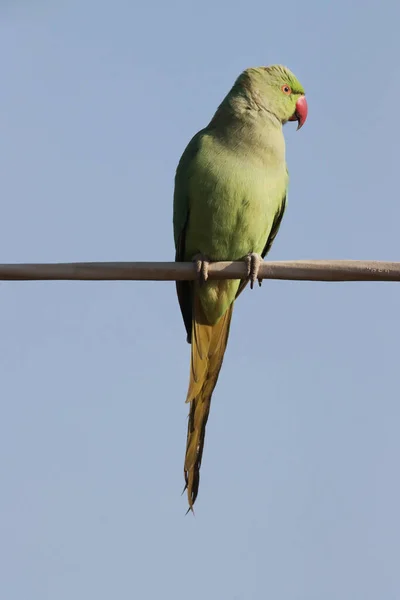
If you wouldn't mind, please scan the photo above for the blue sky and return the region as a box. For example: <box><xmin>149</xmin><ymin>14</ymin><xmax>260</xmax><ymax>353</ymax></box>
<box><xmin>1</xmin><ymin>1</ymin><xmax>400</xmax><ymax>599</ymax></box>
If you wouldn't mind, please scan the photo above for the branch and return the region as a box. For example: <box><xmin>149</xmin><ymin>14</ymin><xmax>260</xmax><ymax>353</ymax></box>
<box><xmin>0</xmin><ymin>260</ymin><xmax>399</xmax><ymax>282</ymax></box>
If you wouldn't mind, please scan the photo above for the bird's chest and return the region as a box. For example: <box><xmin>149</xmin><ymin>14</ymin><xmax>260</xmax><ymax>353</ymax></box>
<box><xmin>187</xmin><ymin>157</ymin><xmax>286</xmax><ymax>260</ymax></box>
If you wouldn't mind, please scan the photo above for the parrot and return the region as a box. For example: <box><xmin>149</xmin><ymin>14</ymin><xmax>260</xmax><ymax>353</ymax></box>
<box><xmin>173</xmin><ymin>65</ymin><xmax>307</xmax><ymax>512</ymax></box>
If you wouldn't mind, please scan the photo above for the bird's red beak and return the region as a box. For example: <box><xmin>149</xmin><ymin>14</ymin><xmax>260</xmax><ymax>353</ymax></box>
<box><xmin>289</xmin><ymin>95</ymin><xmax>308</xmax><ymax>130</ymax></box>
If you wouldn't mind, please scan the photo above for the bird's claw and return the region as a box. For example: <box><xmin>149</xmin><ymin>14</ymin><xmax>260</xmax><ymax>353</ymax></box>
<box><xmin>245</xmin><ymin>253</ymin><xmax>263</xmax><ymax>289</ymax></box>
<box><xmin>193</xmin><ymin>254</ymin><xmax>210</xmax><ymax>285</ymax></box>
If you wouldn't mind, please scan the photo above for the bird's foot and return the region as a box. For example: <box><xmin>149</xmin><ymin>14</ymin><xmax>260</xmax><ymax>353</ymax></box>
<box><xmin>192</xmin><ymin>253</ymin><xmax>210</xmax><ymax>285</ymax></box>
<box><xmin>245</xmin><ymin>252</ymin><xmax>263</xmax><ymax>289</ymax></box>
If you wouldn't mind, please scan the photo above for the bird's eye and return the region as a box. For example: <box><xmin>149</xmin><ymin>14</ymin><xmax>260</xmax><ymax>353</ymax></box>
<box><xmin>281</xmin><ymin>84</ymin><xmax>291</xmax><ymax>95</ymax></box>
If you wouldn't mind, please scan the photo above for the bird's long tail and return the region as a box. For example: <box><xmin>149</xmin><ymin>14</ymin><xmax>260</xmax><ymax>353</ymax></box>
<box><xmin>184</xmin><ymin>294</ymin><xmax>233</xmax><ymax>512</ymax></box>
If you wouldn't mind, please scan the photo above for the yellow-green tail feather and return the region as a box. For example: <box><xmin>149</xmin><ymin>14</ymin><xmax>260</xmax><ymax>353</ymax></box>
<box><xmin>184</xmin><ymin>295</ymin><xmax>233</xmax><ymax>511</ymax></box>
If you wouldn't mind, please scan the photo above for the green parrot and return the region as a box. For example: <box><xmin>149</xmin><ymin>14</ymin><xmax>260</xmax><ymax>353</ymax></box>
<box><xmin>173</xmin><ymin>65</ymin><xmax>307</xmax><ymax>512</ymax></box>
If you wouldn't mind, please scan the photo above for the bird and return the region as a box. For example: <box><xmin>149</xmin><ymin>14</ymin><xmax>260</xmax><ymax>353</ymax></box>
<box><xmin>173</xmin><ymin>65</ymin><xmax>307</xmax><ymax>512</ymax></box>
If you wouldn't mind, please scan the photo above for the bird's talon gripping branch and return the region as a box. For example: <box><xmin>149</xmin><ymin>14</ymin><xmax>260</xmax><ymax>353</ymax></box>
<box><xmin>245</xmin><ymin>252</ymin><xmax>263</xmax><ymax>289</ymax></box>
<box><xmin>193</xmin><ymin>254</ymin><xmax>210</xmax><ymax>284</ymax></box>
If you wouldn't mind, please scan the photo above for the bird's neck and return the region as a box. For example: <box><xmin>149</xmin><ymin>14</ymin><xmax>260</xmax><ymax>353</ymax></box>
<box><xmin>208</xmin><ymin>88</ymin><xmax>286</xmax><ymax>165</ymax></box>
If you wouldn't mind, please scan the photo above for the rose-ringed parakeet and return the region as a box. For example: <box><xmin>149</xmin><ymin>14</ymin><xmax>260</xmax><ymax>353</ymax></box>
<box><xmin>173</xmin><ymin>65</ymin><xmax>307</xmax><ymax>512</ymax></box>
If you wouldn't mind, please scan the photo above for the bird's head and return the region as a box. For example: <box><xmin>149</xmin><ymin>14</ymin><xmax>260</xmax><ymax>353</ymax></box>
<box><xmin>237</xmin><ymin>64</ymin><xmax>308</xmax><ymax>130</ymax></box>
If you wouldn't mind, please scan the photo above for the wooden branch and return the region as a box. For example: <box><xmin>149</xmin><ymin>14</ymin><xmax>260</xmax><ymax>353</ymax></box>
<box><xmin>0</xmin><ymin>260</ymin><xmax>399</xmax><ymax>282</ymax></box>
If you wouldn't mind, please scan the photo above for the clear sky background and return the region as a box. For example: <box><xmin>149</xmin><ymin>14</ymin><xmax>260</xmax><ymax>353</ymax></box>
<box><xmin>1</xmin><ymin>2</ymin><xmax>399</xmax><ymax>599</ymax></box>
